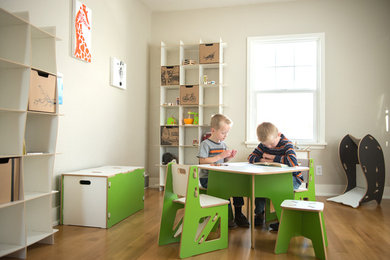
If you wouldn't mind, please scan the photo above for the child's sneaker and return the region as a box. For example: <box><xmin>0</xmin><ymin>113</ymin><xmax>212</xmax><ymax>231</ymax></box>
<box><xmin>234</xmin><ymin>212</ymin><xmax>249</xmax><ymax>228</ymax></box>
<box><xmin>269</xmin><ymin>222</ymin><xmax>279</xmax><ymax>231</ymax></box>
<box><xmin>228</xmin><ymin>219</ymin><xmax>238</xmax><ymax>229</ymax></box>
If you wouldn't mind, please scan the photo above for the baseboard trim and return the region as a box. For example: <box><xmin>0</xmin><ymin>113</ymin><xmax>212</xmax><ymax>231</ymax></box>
<box><xmin>316</xmin><ymin>184</ymin><xmax>390</xmax><ymax>199</ymax></box>
<box><xmin>149</xmin><ymin>177</ymin><xmax>160</xmax><ymax>188</ymax></box>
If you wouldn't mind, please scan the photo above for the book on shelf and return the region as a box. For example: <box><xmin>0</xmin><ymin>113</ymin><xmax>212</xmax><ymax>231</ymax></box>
<box><xmin>253</xmin><ymin>161</ymin><xmax>289</xmax><ymax>168</ymax></box>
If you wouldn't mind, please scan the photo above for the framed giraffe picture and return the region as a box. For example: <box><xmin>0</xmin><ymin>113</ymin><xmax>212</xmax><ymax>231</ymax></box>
<box><xmin>72</xmin><ymin>0</ymin><xmax>92</xmax><ymax>63</ymax></box>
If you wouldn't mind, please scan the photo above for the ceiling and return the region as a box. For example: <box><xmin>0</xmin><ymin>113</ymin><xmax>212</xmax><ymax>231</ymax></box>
<box><xmin>140</xmin><ymin>0</ymin><xmax>293</xmax><ymax>12</ymax></box>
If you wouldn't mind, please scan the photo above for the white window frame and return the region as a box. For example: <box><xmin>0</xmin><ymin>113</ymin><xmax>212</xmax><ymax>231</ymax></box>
<box><xmin>246</xmin><ymin>33</ymin><xmax>326</xmax><ymax>149</ymax></box>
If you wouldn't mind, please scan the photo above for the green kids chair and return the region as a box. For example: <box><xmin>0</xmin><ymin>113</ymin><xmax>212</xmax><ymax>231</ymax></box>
<box><xmin>158</xmin><ymin>162</ymin><xmax>230</xmax><ymax>258</ymax></box>
<box><xmin>294</xmin><ymin>158</ymin><xmax>316</xmax><ymax>201</ymax></box>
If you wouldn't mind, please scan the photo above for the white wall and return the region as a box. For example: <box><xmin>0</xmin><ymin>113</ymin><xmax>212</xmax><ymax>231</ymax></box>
<box><xmin>148</xmin><ymin>0</ymin><xmax>390</xmax><ymax>194</ymax></box>
<box><xmin>0</xmin><ymin>0</ymin><xmax>151</xmax><ymax>194</ymax></box>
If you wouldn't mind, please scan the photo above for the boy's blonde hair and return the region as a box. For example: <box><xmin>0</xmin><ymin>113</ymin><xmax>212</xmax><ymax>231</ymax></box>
<box><xmin>257</xmin><ymin>122</ymin><xmax>278</xmax><ymax>142</ymax></box>
<box><xmin>210</xmin><ymin>114</ymin><xmax>232</xmax><ymax>130</ymax></box>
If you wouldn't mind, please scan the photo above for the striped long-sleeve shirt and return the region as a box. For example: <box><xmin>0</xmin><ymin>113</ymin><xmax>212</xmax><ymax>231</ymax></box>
<box><xmin>248</xmin><ymin>134</ymin><xmax>303</xmax><ymax>181</ymax></box>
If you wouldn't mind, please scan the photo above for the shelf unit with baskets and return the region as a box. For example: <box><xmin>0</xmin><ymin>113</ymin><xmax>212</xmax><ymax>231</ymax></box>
<box><xmin>0</xmin><ymin>8</ymin><xmax>59</xmax><ymax>259</ymax></box>
<box><xmin>159</xmin><ymin>40</ymin><xmax>226</xmax><ymax>190</ymax></box>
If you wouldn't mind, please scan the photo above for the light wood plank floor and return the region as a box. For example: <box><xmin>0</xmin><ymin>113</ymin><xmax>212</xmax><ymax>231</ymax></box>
<box><xmin>6</xmin><ymin>188</ymin><xmax>390</xmax><ymax>260</ymax></box>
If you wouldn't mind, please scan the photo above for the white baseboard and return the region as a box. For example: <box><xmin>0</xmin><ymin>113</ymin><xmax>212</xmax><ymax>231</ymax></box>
<box><xmin>315</xmin><ymin>184</ymin><xmax>345</xmax><ymax>197</ymax></box>
<box><xmin>149</xmin><ymin>177</ymin><xmax>160</xmax><ymax>188</ymax></box>
<box><xmin>316</xmin><ymin>184</ymin><xmax>390</xmax><ymax>199</ymax></box>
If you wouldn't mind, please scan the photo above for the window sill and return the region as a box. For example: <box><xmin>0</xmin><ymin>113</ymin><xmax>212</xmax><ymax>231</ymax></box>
<box><xmin>244</xmin><ymin>141</ymin><xmax>328</xmax><ymax>150</ymax></box>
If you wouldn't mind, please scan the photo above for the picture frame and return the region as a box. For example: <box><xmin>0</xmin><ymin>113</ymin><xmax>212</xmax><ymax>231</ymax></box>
<box><xmin>110</xmin><ymin>57</ymin><xmax>127</xmax><ymax>90</ymax></box>
<box><xmin>72</xmin><ymin>0</ymin><xmax>92</xmax><ymax>63</ymax></box>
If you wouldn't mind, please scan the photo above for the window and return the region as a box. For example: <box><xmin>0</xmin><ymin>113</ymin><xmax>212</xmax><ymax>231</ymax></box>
<box><xmin>246</xmin><ymin>33</ymin><xmax>325</xmax><ymax>147</ymax></box>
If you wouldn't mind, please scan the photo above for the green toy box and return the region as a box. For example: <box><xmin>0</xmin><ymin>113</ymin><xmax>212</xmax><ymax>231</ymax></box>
<box><xmin>61</xmin><ymin>166</ymin><xmax>144</xmax><ymax>228</ymax></box>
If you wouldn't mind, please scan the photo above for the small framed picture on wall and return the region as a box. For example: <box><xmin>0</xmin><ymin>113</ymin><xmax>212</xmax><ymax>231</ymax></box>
<box><xmin>110</xmin><ymin>57</ymin><xmax>127</xmax><ymax>90</ymax></box>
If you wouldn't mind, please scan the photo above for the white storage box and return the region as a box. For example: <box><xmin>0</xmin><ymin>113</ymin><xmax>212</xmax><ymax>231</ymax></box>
<box><xmin>61</xmin><ymin>166</ymin><xmax>144</xmax><ymax>228</ymax></box>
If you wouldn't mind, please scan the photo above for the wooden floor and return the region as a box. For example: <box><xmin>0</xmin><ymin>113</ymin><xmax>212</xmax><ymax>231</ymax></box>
<box><xmin>6</xmin><ymin>188</ymin><xmax>390</xmax><ymax>260</ymax></box>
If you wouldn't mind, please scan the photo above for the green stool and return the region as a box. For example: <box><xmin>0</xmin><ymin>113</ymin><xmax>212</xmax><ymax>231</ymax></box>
<box><xmin>275</xmin><ymin>200</ymin><xmax>328</xmax><ymax>260</ymax></box>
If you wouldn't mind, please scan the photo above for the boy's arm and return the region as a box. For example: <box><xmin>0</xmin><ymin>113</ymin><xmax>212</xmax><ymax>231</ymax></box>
<box><xmin>224</xmin><ymin>149</ymin><xmax>237</xmax><ymax>162</ymax></box>
<box><xmin>248</xmin><ymin>144</ymin><xmax>264</xmax><ymax>163</ymax></box>
<box><xmin>198</xmin><ymin>141</ymin><xmax>232</xmax><ymax>164</ymax></box>
<box><xmin>199</xmin><ymin>154</ymin><xmax>227</xmax><ymax>164</ymax></box>
<box><xmin>274</xmin><ymin>146</ymin><xmax>298</xmax><ymax>167</ymax></box>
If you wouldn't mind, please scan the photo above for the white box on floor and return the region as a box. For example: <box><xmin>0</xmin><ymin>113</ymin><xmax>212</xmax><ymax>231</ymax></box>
<box><xmin>61</xmin><ymin>166</ymin><xmax>144</xmax><ymax>228</ymax></box>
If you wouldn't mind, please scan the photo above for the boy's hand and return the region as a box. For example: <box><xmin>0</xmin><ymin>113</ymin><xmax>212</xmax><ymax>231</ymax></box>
<box><xmin>220</xmin><ymin>150</ymin><xmax>232</xmax><ymax>159</ymax></box>
<box><xmin>263</xmin><ymin>153</ymin><xmax>275</xmax><ymax>161</ymax></box>
<box><xmin>226</xmin><ymin>149</ymin><xmax>237</xmax><ymax>160</ymax></box>
<box><xmin>260</xmin><ymin>157</ymin><xmax>273</xmax><ymax>163</ymax></box>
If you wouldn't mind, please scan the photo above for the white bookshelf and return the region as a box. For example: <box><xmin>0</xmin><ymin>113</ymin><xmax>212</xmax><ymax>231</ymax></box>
<box><xmin>159</xmin><ymin>40</ymin><xmax>225</xmax><ymax>189</ymax></box>
<box><xmin>0</xmin><ymin>8</ymin><xmax>59</xmax><ymax>259</ymax></box>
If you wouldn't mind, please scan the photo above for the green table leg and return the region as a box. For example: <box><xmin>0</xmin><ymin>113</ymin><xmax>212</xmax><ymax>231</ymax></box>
<box><xmin>254</xmin><ymin>173</ymin><xmax>294</xmax><ymax>220</ymax></box>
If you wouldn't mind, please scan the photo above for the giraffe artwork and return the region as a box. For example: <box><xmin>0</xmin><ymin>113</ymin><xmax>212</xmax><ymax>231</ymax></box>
<box><xmin>72</xmin><ymin>0</ymin><xmax>92</xmax><ymax>63</ymax></box>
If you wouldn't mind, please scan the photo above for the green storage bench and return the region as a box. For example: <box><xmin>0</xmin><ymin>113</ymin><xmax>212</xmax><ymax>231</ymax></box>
<box><xmin>61</xmin><ymin>166</ymin><xmax>144</xmax><ymax>228</ymax></box>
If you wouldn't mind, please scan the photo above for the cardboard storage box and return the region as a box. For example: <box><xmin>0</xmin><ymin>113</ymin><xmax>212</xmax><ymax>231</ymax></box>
<box><xmin>180</xmin><ymin>85</ymin><xmax>199</xmax><ymax>105</ymax></box>
<box><xmin>199</xmin><ymin>43</ymin><xmax>220</xmax><ymax>64</ymax></box>
<box><xmin>61</xmin><ymin>166</ymin><xmax>144</xmax><ymax>228</ymax></box>
<box><xmin>0</xmin><ymin>157</ymin><xmax>20</xmax><ymax>205</ymax></box>
<box><xmin>29</xmin><ymin>69</ymin><xmax>56</xmax><ymax>113</ymax></box>
<box><xmin>161</xmin><ymin>126</ymin><xmax>179</xmax><ymax>146</ymax></box>
<box><xmin>161</xmin><ymin>65</ymin><xmax>180</xmax><ymax>85</ymax></box>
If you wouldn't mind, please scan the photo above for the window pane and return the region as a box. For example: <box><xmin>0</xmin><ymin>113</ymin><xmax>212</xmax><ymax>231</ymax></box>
<box><xmin>295</xmin><ymin>41</ymin><xmax>316</xmax><ymax>66</ymax></box>
<box><xmin>295</xmin><ymin>66</ymin><xmax>316</xmax><ymax>89</ymax></box>
<box><xmin>247</xmin><ymin>34</ymin><xmax>324</xmax><ymax>144</ymax></box>
<box><xmin>275</xmin><ymin>43</ymin><xmax>294</xmax><ymax>66</ymax></box>
<box><xmin>257</xmin><ymin>67</ymin><xmax>275</xmax><ymax>90</ymax></box>
<box><xmin>275</xmin><ymin>67</ymin><xmax>294</xmax><ymax>89</ymax></box>
<box><xmin>255</xmin><ymin>92</ymin><xmax>314</xmax><ymax>140</ymax></box>
<box><xmin>257</xmin><ymin>43</ymin><xmax>275</xmax><ymax>67</ymax></box>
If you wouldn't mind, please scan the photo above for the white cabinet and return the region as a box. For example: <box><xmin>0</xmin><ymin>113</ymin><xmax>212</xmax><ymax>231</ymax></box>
<box><xmin>159</xmin><ymin>40</ymin><xmax>226</xmax><ymax>189</ymax></box>
<box><xmin>61</xmin><ymin>166</ymin><xmax>145</xmax><ymax>229</ymax></box>
<box><xmin>0</xmin><ymin>8</ymin><xmax>59</xmax><ymax>259</ymax></box>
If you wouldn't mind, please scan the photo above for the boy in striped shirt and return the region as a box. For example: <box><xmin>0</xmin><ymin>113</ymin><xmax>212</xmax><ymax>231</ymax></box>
<box><xmin>198</xmin><ymin>114</ymin><xmax>249</xmax><ymax>228</ymax></box>
<box><xmin>248</xmin><ymin>122</ymin><xmax>302</xmax><ymax>230</ymax></box>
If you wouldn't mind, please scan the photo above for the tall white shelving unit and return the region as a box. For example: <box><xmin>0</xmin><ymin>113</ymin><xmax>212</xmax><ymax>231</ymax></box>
<box><xmin>159</xmin><ymin>40</ymin><xmax>226</xmax><ymax>190</ymax></box>
<box><xmin>0</xmin><ymin>8</ymin><xmax>59</xmax><ymax>258</ymax></box>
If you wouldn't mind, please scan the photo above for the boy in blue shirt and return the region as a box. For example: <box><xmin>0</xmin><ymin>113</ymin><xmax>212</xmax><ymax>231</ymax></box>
<box><xmin>248</xmin><ymin>122</ymin><xmax>302</xmax><ymax>230</ymax></box>
<box><xmin>198</xmin><ymin>114</ymin><xmax>249</xmax><ymax>228</ymax></box>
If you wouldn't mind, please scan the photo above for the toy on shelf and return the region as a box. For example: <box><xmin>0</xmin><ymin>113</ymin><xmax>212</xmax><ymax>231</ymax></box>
<box><xmin>183</xmin><ymin>111</ymin><xmax>198</xmax><ymax>125</ymax></box>
<box><xmin>183</xmin><ymin>118</ymin><xmax>193</xmax><ymax>125</ymax></box>
<box><xmin>327</xmin><ymin>134</ymin><xmax>385</xmax><ymax>208</ymax></box>
<box><xmin>166</xmin><ymin>117</ymin><xmax>177</xmax><ymax>125</ymax></box>
<box><xmin>190</xmin><ymin>112</ymin><xmax>199</xmax><ymax>125</ymax></box>
<box><xmin>183</xmin><ymin>59</ymin><xmax>196</xmax><ymax>65</ymax></box>
<box><xmin>202</xmin><ymin>75</ymin><xmax>216</xmax><ymax>85</ymax></box>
